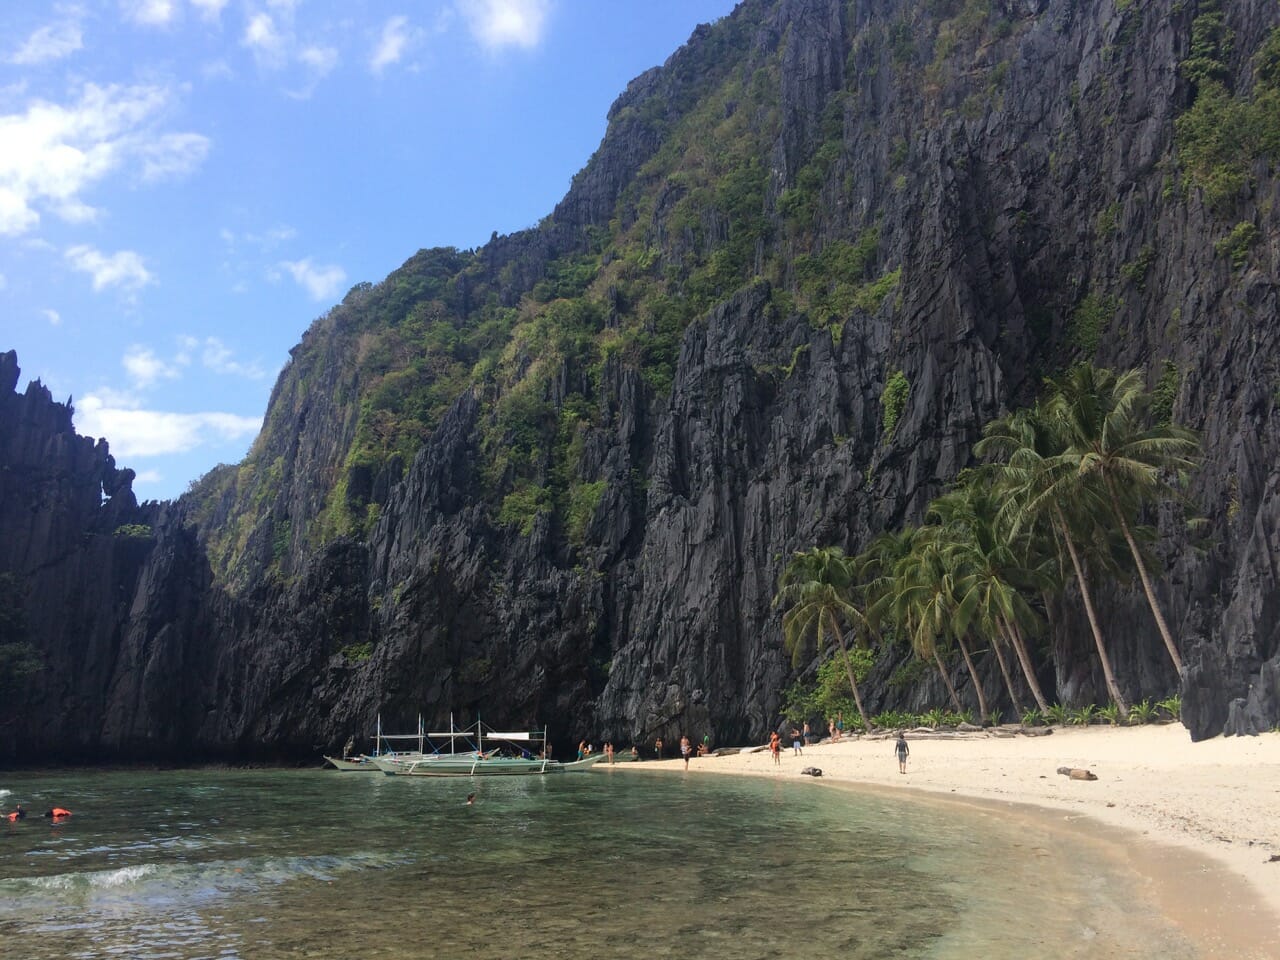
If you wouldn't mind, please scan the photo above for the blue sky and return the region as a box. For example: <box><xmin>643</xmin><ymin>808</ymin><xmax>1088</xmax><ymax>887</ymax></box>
<box><xmin>1</xmin><ymin>0</ymin><xmax>739</xmax><ymax>501</ymax></box>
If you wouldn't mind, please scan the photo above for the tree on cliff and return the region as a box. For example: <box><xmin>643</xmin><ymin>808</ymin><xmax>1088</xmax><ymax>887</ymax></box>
<box><xmin>775</xmin><ymin>546</ymin><xmax>873</xmax><ymax>733</ymax></box>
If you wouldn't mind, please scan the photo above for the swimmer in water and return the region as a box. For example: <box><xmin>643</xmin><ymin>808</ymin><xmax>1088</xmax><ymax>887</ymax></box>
<box><xmin>43</xmin><ymin>807</ymin><xmax>72</xmax><ymax>821</ymax></box>
<box><xmin>5</xmin><ymin>804</ymin><xmax>26</xmax><ymax>822</ymax></box>
<box><xmin>466</xmin><ymin>793</ymin><xmax>476</xmax><ymax>805</ymax></box>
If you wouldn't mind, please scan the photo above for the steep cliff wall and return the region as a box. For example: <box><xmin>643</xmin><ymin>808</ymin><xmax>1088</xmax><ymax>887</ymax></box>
<box><xmin>3</xmin><ymin>0</ymin><xmax>1279</xmax><ymax>763</ymax></box>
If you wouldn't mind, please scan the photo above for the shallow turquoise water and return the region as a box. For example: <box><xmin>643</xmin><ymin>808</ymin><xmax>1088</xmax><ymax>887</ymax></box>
<box><xmin>0</xmin><ymin>770</ymin><xmax>1195</xmax><ymax>959</ymax></box>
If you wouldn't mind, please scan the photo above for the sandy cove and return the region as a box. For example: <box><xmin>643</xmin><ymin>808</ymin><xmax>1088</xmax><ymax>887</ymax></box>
<box><xmin>607</xmin><ymin>724</ymin><xmax>1280</xmax><ymax>957</ymax></box>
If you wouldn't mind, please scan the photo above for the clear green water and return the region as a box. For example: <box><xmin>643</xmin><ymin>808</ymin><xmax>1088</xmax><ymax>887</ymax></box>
<box><xmin>0</xmin><ymin>769</ymin><xmax>1196</xmax><ymax>959</ymax></box>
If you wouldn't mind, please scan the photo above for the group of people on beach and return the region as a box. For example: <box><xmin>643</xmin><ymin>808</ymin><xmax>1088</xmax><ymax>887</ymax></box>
<box><xmin>766</xmin><ymin>723</ymin><xmax>910</xmax><ymax>773</ymax></box>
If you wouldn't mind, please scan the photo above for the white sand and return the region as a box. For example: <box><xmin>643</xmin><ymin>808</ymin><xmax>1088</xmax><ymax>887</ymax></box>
<box><xmin>609</xmin><ymin>724</ymin><xmax>1280</xmax><ymax>957</ymax></box>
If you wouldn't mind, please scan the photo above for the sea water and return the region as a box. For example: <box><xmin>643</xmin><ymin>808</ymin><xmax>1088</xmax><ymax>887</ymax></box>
<box><xmin>0</xmin><ymin>767</ymin><xmax>1198</xmax><ymax>959</ymax></box>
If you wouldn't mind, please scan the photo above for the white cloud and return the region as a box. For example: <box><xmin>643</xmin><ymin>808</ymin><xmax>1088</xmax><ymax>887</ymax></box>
<box><xmin>178</xmin><ymin>334</ymin><xmax>268</xmax><ymax>379</ymax></box>
<box><xmin>43</xmin><ymin>308</ymin><xmax>62</xmax><ymax>326</ymax></box>
<box><xmin>132</xmin><ymin>468</ymin><xmax>164</xmax><ymax>485</ymax></box>
<box><xmin>371</xmin><ymin>16</ymin><xmax>412</xmax><ymax>73</ymax></box>
<box><xmin>138</xmin><ymin>131</ymin><xmax>211</xmax><ymax>181</ymax></box>
<box><xmin>243</xmin><ymin>12</ymin><xmax>286</xmax><ymax>66</ymax></box>
<box><xmin>202</xmin><ymin>58</ymin><xmax>234</xmax><ymax>80</ymax></box>
<box><xmin>75</xmin><ymin>393</ymin><xmax>261</xmax><ymax>457</ymax></box>
<box><xmin>458</xmin><ymin>0</ymin><xmax>550</xmax><ymax>52</ymax></box>
<box><xmin>0</xmin><ymin>82</ymin><xmax>207</xmax><ymax>236</ymax></box>
<box><xmin>281</xmin><ymin>257</ymin><xmax>346</xmax><ymax>300</ymax></box>
<box><xmin>123</xmin><ymin>344</ymin><xmax>181</xmax><ymax>388</ymax></box>
<box><xmin>9</xmin><ymin>18</ymin><xmax>83</xmax><ymax>65</ymax></box>
<box><xmin>189</xmin><ymin>0</ymin><xmax>228</xmax><ymax>21</ymax></box>
<box><xmin>122</xmin><ymin>0</ymin><xmax>176</xmax><ymax>27</ymax></box>
<box><xmin>66</xmin><ymin>244</ymin><xmax>155</xmax><ymax>292</ymax></box>
<box><xmin>299</xmin><ymin>45</ymin><xmax>339</xmax><ymax>75</ymax></box>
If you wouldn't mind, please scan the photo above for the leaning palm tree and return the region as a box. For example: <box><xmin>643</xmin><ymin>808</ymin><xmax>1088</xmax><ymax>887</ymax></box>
<box><xmin>931</xmin><ymin>479</ymin><xmax>1052</xmax><ymax>714</ymax></box>
<box><xmin>977</xmin><ymin>406</ymin><xmax>1130</xmax><ymax>715</ymax></box>
<box><xmin>887</xmin><ymin>532</ymin><xmax>969</xmax><ymax>715</ymax></box>
<box><xmin>774</xmin><ymin>547</ymin><xmax>873</xmax><ymax>733</ymax></box>
<box><xmin>1042</xmin><ymin>364</ymin><xmax>1201</xmax><ymax>674</ymax></box>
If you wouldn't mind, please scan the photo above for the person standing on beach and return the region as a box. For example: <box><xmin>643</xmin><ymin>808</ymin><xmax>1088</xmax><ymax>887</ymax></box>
<box><xmin>895</xmin><ymin>733</ymin><xmax>910</xmax><ymax>773</ymax></box>
<box><xmin>680</xmin><ymin>735</ymin><xmax>692</xmax><ymax>768</ymax></box>
<box><xmin>769</xmin><ymin>730</ymin><xmax>781</xmax><ymax>765</ymax></box>
<box><xmin>802</xmin><ymin>721</ymin><xmax>812</xmax><ymax>746</ymax></box>
<box><xmin>790</xmin><ymin>727</ymin><xmax>803</xmax><ymax>756</ymax></box>
<box><xmin>655</xmin><ymin>736</ymin><xmax>664</xmax><ymax>760</ymax></box>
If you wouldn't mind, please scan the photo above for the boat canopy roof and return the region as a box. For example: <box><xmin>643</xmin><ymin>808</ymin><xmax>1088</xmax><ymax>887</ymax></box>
<box><xmin>482</xmin><ymin>731</ymin><xmax>539</xmax><ymax>741</ymax></box>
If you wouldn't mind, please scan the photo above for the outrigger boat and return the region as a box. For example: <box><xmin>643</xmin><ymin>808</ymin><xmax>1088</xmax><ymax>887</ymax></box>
<box><xmin>379</xmin><ymin>721</ymin><xmax>601</xmax><ymax>777</ymax></box>
<box><xmin>325</xmin><ymin>715</ymin><xmax>475</xmax><ymax>771</ymax></box>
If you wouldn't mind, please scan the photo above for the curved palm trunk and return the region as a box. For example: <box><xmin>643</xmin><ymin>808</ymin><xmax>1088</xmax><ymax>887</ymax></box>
<box><xmin>1053</xmin><ymin>506</ymin><xmax>1129</xmax><ymax>716</ymax></box>
<box><xmin>1000</xmin><ymin>612</ymin><xmax>1049</xmax><ymax>713</ymax></box>
<box><xmin>955</xmin><ymin>634</ymin><xmax>990</xmax><ymax>721</ymax></box>
<box><xmin>932</xmin><ymin>648</ymin><xmax>963</xmax><ymax>712</ymax></box>
<box><xmin>827</xmin><ymin>613</ymin><xmax>871</xmax><ymax>733</ymax></box>
<box><xmin>987</xmin><ymin>626</ymin><xmax>1025</xmax><ymax>716</ymax></box>
<box><xmin>1103</xmin><ymin>476</ymin><xmax>1184</xmax><ymax>674</ymax></box>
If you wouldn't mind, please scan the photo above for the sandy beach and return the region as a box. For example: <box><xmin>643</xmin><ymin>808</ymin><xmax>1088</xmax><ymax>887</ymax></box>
<box><xmin>610</xmin><ymin>724</ymin><xmax>1280</xmax><ymax>958</ymax></box>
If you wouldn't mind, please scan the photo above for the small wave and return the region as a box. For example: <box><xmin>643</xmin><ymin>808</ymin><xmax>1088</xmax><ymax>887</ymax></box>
<box><xmin>0</xmin><ymin>788</ymin><xmax>10</xmax><ymax>800</ymax></box>
<box><xmin>0</xmin><ymin>850</ymin><xmax>411</xmax><ymax>915</ymax></box>
<box><xmin>28</xmin><ymin>864</ymin><xmax>159</xmax><ymax>891</ymax></box>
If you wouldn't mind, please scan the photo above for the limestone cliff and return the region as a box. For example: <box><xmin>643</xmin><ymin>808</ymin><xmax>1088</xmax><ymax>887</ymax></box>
<box><xmin>2</xmin><ymin>0</ymin><xmax>1279</xmax><ymax>763</ymax></box>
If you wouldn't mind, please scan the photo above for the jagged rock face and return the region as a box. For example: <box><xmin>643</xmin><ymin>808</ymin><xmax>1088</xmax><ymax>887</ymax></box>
<box><xmin>3</xmin><ymin>0</ymin><xmax>1280</xmax><ymax>763</ymax></box>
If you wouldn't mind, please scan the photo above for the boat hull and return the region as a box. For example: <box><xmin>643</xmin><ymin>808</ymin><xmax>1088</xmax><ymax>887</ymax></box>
<box><xmin>323</xmin><ymin>755</ymin><xmax>380</xmax><ymax>771</ymax></box>
<box><xmin>384</xmin><ymin>754</ymin><xmax>603</xmax><ymax>777</ymax></box>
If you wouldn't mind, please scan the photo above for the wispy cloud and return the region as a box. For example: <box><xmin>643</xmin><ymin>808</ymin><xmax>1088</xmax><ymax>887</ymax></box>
<box><xmin>138</xmin><ymin>132</ymin><xmax>211</xmax><ymax>181</ymax></box>
<box><xmin>132</xmin><ymin>468</ymin><xmax>164</xmax><ymax>486</ymax></box>
<box><xmin>66</xmin><ymin>245</ymin><xmax>155</xmax><ymax>292</ymax></box>
<box><xmin>458</xmin><ymin>0</ymin><xmax>551</xmax><ymax>52</ymax></box>
<box><xmin>188</xmin><ymin>0</ymin><xmax>228</xmax><ymax>21</ymax></box>
<box><xmin>121</xmin><ymin>0</ymin><xmax>177</xmax><ymax>27</ymax></box>
<box><xmin>280</xmin><ymin>257</ymin><xmax>346</xmax><ymax>300</ymax></box>
<box><xmin>75</xmin><ymin>393</ymin><xmax>261</xmax><ymax>457</ymax></box>
<box><xmin>177</xmin><ymin>334</ymin><xmax>269</xmax><ymax>379</ymax></box>
<box><xmin>8</xmin><ymin>17</ymin><xmax>83</xmax><ymax>65</ymax></box>
<box><xmin>0</xmin><ymin>82</ymin><xmax>209</xmax><ymax>236</ymax></box>
<box><xmin>43</xmin><ymin>308</ymin><xmax>62</xmax><ymax>326</ymax></box>
<box><xmin>243</xmin><ymin>11</ymin><xmax>286</xmax><ymax>67</ymax></box>
<box><xmin>370</xmin><ymin>16</ymin><xmax>413</xmax><ymax>73</ymax></box>
<box><xmin>123</xmin><ymin>344</ymin><xmax>181</xmax><ymax>388</ymax></box>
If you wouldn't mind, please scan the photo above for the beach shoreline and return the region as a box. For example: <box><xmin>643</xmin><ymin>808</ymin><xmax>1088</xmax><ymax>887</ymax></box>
<box><xmin>606</xmin><ymin>724</ymin><xmax>1280</xmax><ymax>959</ymax></box>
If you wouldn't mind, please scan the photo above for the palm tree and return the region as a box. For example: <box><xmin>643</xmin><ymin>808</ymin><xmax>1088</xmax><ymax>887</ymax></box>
<box><xmin>774</xmin><ymin>547</ymin><xmax>873</xmax><ymax>733</ymax></box>
<box><xmin>886</xmin><ymin>532</ymin><xmax>970</xmax><ymax>715</ymax></box>
<box><xmin>1042</xmin><ymin>364</ymin><xmax>1200</xmax><ymax>674</ymax></box>
<box><xmin>930</xmin><ymin>479</ymin><xmax>1051</xmax><ymax>714</ymax></box>
<box><xmin>977</xmin><ymin>406</ymin><xmax>1130</xmax><ymax>715</ymax></box>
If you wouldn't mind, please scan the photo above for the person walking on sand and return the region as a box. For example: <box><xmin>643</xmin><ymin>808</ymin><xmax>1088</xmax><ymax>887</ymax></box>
<box><xmin>680</xmin><ymin>735</ymin><xmax>692</xmax><ymax>769</ymax></box>
<box><xmin>895</xmin><ymin>732</ymin><xmax>910</xmax><ymax>773</ymax></box>
<box><xmin>790</xmin><ymin>727</ymin><xmax>803</xmax><ymax>756</ymax></box>
<box><xmin>769</xmin><ymin>730</ymin><xmax>781</xmax><ymax>765</ymax></box>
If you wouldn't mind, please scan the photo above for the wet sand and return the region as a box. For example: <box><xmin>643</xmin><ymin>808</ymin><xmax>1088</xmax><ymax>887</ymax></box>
<box><xmin>608</xmin><ymin>724</ymin><xmax>1280</xmax><ymax>959</ymax></box>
